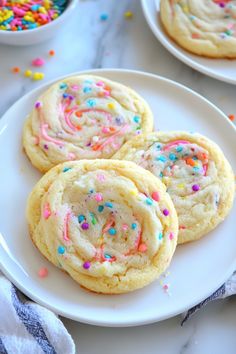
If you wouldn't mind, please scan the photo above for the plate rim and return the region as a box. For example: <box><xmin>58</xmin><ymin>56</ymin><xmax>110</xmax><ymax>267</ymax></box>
<box><xmin>141</xmin><ymin>0</ymin><xmax>236</xmax><ymax>85</ymax></box>
<box><xmin>0</xmin><ymin>68</ymin><xmax>236</xmax><ymax>327</ymax></box>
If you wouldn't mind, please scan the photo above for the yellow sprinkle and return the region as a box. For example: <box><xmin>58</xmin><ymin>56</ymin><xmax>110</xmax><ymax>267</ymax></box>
<box><xmin>76</xmin><ymin>100</ymin><xmax>80</xmax><ymax>105</ymax></box>
<box><xmin>39</xmin><ymin>7</ymin><xmax>47</xmax><ymax>14</ymax></box>
<box><xmin>130</xmin><ymin>189</ymin><xmax>138</xmax><ymax>196</ymax></box>
<box><xmin>24</xmin><ymin>69</ymin><xmax>32</xmax><ymax>78</ymax></box>
<box><xmin>177</xmin><ymin>183</ymin><xmax>185</xmax><ymax>189</ymax></box>
<box><xmin>107</xmin><ymin>102</ymin><xmax>115</xmax><ymax>109</ymax></box>
<box><xmin>32</xmin><ymin>72</ymin><xmax>45</xmax><ymax>81</ymax></box>
<box><xmin>124</xmin><ymin>11</ymin><xmax>133</xmax><ymax>19</ymax></box>
<box><xmin>182</xmin><ymin>5</ymin><xmax>189</xmax><ymax>14</ymax></box>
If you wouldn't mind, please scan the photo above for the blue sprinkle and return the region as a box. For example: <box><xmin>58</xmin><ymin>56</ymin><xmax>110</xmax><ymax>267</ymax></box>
<box><xmin>169</xmin><ymin>153</ymin><xmax>176</xmax><ymax>161</ymax></box>
<box><xmin>89</xmin><ymin>189</ymin><xmax>94</xmax><ymax>193</ymax></box>
<box><xmin>100</xmin><ymin>13</ymin><xmax>108</xmax><ymax>21</ymax></box>
<box><xmin>63</xmin><ymin>93</ymin><xmax>69</xmax><ymax>98</ymax></box>
<box><xmin>133</xmin><ymin>116</ymin><xmax>140</xmax><ymax>123</ymax></box>
<box><xmin>156</xmin><ymin>156</ymin><xmax>167</xmax><ymax>163</ymax></box>
<box><xmin>105</xmin><ymin>202</ymin><xmax>113</xmax><ymax>208</ymax></box>
<box><xmin>98</xmin><ymin>205</ymin><xmax>104</xmax><ymax>212</ymax></box>
<box><xmin>78</xmin><ymin>215</ymin><xmax>85</xmax><ymax>223</ymax></box>
<box><xmin>193</xmin><ymin>167</ymin><xmax>200</xmax><ymax>172</ymax></box>
<box><xmin>85</xmin><ymin>79</ymin><xmax>93</xmax><ymax>84</ymax></box>
<box><xmin>156</xmin><ymin>144</ymin><xmax>162</xmax><ymax>150</ymax></box>
<box><xmin>83</xmin><ymin>87</ymin><xmax>92</xmax><ymax>93</ymax></box>
<box><xmin>131</xmin><ymin>223</ymin><xmax>137</xmax><ymax>230</ymax></box>
<box><xmin>146</xmin><ymin>198</ymin><xmax>153</xmax><ymax>205</ymax></box>
<box><xmin>108</xmin><ymin>228</ymin><xmax>116</xmax><ymax>235</ymax></box>
<box><xmin>159</xmin><ymin>172</ymin><xmax>163</xmax><ymax>178</ymax></box>
<box><xmin>104</xmin><ymin>254</ymin><xmax>112</xmax><ymax>259</ymax></box>
<box><xmin>59</xmin><ymin>83</ymin><xmax>67</xmax><ymax>89</ymax></box>
<box><xmin>31</xmin><ymin>4</ymin><xmax>40</xmax><ymax>10</ymax></box>
<box><xmin>158</xmin><ymin>232</ymin><xmax>163</xmax><ymax>240</ymax></box>
<box><xmin>193</xmin><ymin>156</ymin><xmax>197</xmax><ymax>160</ymax></box>
<box><xmin>87</xmin><ymin>99</ymin><xmax>96</xmax><ymax>107</ymax></box>
<box><xmin>58</xmin><ymin>245</ymin><xmax>65</xmax><ymax>254</ymax></box>
<box><xmin>63</xmin><ymin>167</ymin><xmax>72</xmax><ymax>172</ymax></box>
<box><xmin>176</xmin><ymin>146</ymin><xmax>183</xmax><ymax>153</ymax></box>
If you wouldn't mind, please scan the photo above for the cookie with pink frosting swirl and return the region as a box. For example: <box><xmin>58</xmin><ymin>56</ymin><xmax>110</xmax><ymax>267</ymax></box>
<box><xmin>23</xmin><ymin>75</ymin><xmax>153</xmax><ymax>173</ymax></box>
<box><xmin>114</xmin><ymin>131</ymin><xmax>235</xmax><ymax>244</ymax></box>
<box><xmin>26</xmin><ymin>160</ymin><xmax>178</xmax><ymax>294</ymax></box>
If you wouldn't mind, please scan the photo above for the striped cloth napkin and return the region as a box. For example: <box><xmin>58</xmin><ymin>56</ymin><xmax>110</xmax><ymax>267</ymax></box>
<box><xmin>0</xmin><ymin>272</ymin><xmax>75</xmax><ymax>354</ymax></box>
<box><xmin>182</xmin><ymin>271</ymin><xmax>236</xmax><ymax>325</ymax></box>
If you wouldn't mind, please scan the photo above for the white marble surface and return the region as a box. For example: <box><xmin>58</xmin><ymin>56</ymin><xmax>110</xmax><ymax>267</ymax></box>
<box><xmin>1</xmin><ymin>0</ymin><xmax>236</xmax><ymax>353</ymax></box>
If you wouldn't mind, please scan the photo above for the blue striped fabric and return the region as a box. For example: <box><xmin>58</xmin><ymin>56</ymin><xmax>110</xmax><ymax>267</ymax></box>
<box><xmin>11</xmin><ymin>285</ymin><xmax>57</xmax><ymax>354</ymax></box>
<box><xmin>0</xmin><ymin>337</ymin><xmax>8</xmax><ymax>354</ymax></box>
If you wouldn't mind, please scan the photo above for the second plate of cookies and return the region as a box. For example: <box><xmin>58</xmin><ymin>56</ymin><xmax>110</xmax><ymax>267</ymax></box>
<box><xmin>0</xmin><ymin>69</ymin><xmax>235</xmax><ymax>326</ymax></box>
<box><xmin>141</xmin><ymin>0</ymin><xmax>236</xmax><ymax>84</ymax></box>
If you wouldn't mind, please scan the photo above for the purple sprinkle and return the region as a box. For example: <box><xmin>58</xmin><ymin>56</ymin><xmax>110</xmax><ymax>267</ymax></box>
<box><xmin>81</xmin><ymin>222</ymin><xmax>89</xmax><ymax>230</ymax></box>
<box><xmin>219</xmin><ymin>2</ymin><xmax>225</xmax><ymax>7</ymax></box>
<box><xmin>43</xmin><ymin>144</ymin><xmax>48</xmax><ymax>150</ymax></box>
<box><xmin>35</xmin><ymin>101</ymin><xmax>41</xmax><ymax>109</ymax></box>
<box><xmin>115</xmin><ymin>116</ymin><xmax>123</xmax><ymax>125</ymax></box>
<box><xmin>83</xmin><ymin>261</ymin><xmax>91</xmax><ymax>269</ymax></box>
<box><xmin>163</xmin><ymin>209</ymin><xmax>169</xmax><ymax>216</ymax></box>
<box><xmin>192</xmin><ymin>184</ymin><xmax>200</xmax><ymax>192</ymax></box>
<box><xmin>86</xmin><ymin>142</ymin><xmax>91</xmax><ymax>147</ymax></box>
<box><xmin>68</xmin><ymin>95</ymin><xmax>75</xmax><ymax>100</ymax></box>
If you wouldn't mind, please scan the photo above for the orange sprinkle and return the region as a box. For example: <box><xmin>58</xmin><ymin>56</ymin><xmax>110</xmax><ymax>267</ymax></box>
<box><xmin>138</xmin><ymin>243</ymin><xmax>147</xmax><ymax>252</ymax></box>
<box><xmin>186</xmin><ymin>158</ymin><xmax>195</xmax><ymax>167</ymax></box>
<box><xmin>75</xmin><ymin>111</ymin><xmax>82</xmax><ymax>118</ymax></box>
<box><xmin>76</xmin><ymin>125</ymin><xmax>82</xmax><ymax>130</ymax></box>
<box><xmin>92</xmin><ymin>145</ymin><xmax>101</xmax><ymax>151</ymax></box>
<box><xmin>228</xmin><ymin>114</ymin><xmax>235</xmax><ymax>121</ymax></box>
<box><xmin>12</xmin><ymin>66</ymin><xmax>20</xmax><ymax>73</ymax></box>
<box><xmin>49</xmin><ymin>49</ymin><xmax>55</xmax><ymax>56</ymax></box>
<box><xmin>109</xmin><ymin>127</ymin><xmax>116</xmax><ymax>132</ymax></box>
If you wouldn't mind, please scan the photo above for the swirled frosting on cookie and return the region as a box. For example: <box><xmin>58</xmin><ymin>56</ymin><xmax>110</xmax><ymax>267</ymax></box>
<box><xmin>114</xmin><ymin>131</ymin><xmax>235</xmax><ymax>244</ymax></box>
<box><xmin>23</xmin><ymin>75</ymin><xmax>153</xmax><ymax>172</ymax></box>
<box><xmin>27</xmin><ymin>160</ymin><xmax>178</xmax><ymax>294</ymax></box>
<box><xmin>160</xmin><ymin>0</ymin><xmax>236</xmax><ymax>58</ymax></box>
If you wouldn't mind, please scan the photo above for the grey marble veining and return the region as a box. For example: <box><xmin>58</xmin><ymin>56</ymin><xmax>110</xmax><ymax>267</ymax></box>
<box><xmin>0</xmin><ymin>0</ymin><xmax>236</xmax><ymax>353</ymax></box>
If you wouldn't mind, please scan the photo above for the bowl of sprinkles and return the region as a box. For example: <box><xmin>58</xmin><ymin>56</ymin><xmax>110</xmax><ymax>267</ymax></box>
<box><xmin>0</xmin><ymin>0</ymin><xmax>77</xmax><ymax>45</ymax></box>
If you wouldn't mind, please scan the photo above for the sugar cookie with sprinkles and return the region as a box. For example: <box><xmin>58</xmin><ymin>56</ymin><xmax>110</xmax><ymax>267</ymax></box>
<box><xmin>160</xmin><ymin>0</ymin><xmax>236</xmax><ymax>58</ymax></box>
<box><xmin>23</xmin><ymin>75</ymin><xmax>153</xmax><ymax>173</ymax></box>
<box><xmin>26</xmin><ymin>159</ymin><xmax>178</xmax><ymax>294</ymax></box>
<box><xmin>114</xmin><ymin>131</ymin><xmax>235</xmax><ymax>244</ymax></box>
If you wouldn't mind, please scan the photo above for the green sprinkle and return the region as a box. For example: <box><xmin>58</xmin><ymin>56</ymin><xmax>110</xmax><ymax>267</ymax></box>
<box><xmin>90</xmin><ymin>212</ymin><xmax>97</xmax><ymax>225</ymax></box>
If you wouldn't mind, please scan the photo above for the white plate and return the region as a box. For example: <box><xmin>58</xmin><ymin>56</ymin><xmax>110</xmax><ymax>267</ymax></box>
<box><xmin>0</xmin><ymin>69</ymin><xmax>236</xmax><ymax>327</ymax></box>
<box><xmin>141</xmin><ymin>0</ymin><xmax>236</xmax><ymax>85</ymax></box>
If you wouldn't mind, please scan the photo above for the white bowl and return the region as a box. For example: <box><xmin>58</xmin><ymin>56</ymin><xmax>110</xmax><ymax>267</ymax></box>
<box><xmin>0</xmin><ymin>0</ymin><xmax>77</xmax><ymax>46</ymax></box>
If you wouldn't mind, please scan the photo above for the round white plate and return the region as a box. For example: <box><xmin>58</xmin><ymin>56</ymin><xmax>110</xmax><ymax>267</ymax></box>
<box><xmin>141</xmin><ymin>0</ymin><xmax>236</xmax><ymax>85</ymax></box>
<box><xmin>0</xmin><ymin>69</ymin><xmax>235</xmax><ymax>327</ymax></box>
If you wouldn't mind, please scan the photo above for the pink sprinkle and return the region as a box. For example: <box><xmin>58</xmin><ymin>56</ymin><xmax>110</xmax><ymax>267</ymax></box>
<box><xmin>163</xmin><ymin>284</ymin><xmax>169</xmax><ymax>291</ymax></box>
<box><xmin>97</xmin><ymin>173</ymin><xmax>106</xmax><ymax>182</ymax></box>
<box><xmin>103</xmin><ymin>90</ymin><xmax>110</xmax><ymax>97</ymax></box>
<box><xmin>68</xmin><ymin>152</ymin><xmax>76</xmax><ymax>160</ymax></box>
<box><xmin>102</xmin><ymin>127</ymin><xmax>110</xmax><ymax>134</ymax></box>
<box><xmin>71</xmin><ymin>85</ymin><xmax>79</xmax><ymax>90</ymax></box>
<box><xmin>169</xmin><ymin>232</ymin><xmax>174</xmax><ymax>240</ymax></box>
<box><xmin>96</xmin><ymin>81</ymin><xmax>104</xmax><ymax>87</ymax></box>
<box><xmin>32</xmin><ymin>57</ymin><xmax>45</xmax><ymax>67</ymax></box>
<box><xmin>151</xmin><ymin>191</ymin><xmax>160</xmax><ymax>202</ymax></box>
<box><xmin>43</xmin><ymin>203</ymin><xmax>51</xmax><ymax>219</ymax></box>
<box><xmin>38</xmin><ymin>267</ymin><xmax>48</xmax><ymax>278</ymax></box>
<box><xmin>122</xmin><ymin>224</ymin><xmax>128</xmax><ymax>231</ymax></box>
<box><xmin>95</xmin><ymin>193</ymin><xmax>103</xmax><ymax>202</ymax></box>
<box><xmin>192</xmin><ymin>33</ymin><xmax>200</xmax><ymax>39</ymax></box>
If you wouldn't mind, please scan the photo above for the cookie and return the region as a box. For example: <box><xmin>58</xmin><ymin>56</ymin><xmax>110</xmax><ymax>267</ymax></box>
<box><xmin>160</xmin><ymin>0</ymin><xmax>236</xmax><ymax>58</ymax></box>
<box><xmin>114</xmin><ymin>131</ymin><xmax>235</xmax><ymax>244</ymax></box>
<box><xmin>23</xmin><ymin>75</ymin><xmax>153</xmax><ymax>173</ymax></box>
<box><xmin>26</xmin><ymin>159</ymin><xmax>178</xmax><ymax>294</ymax></box>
